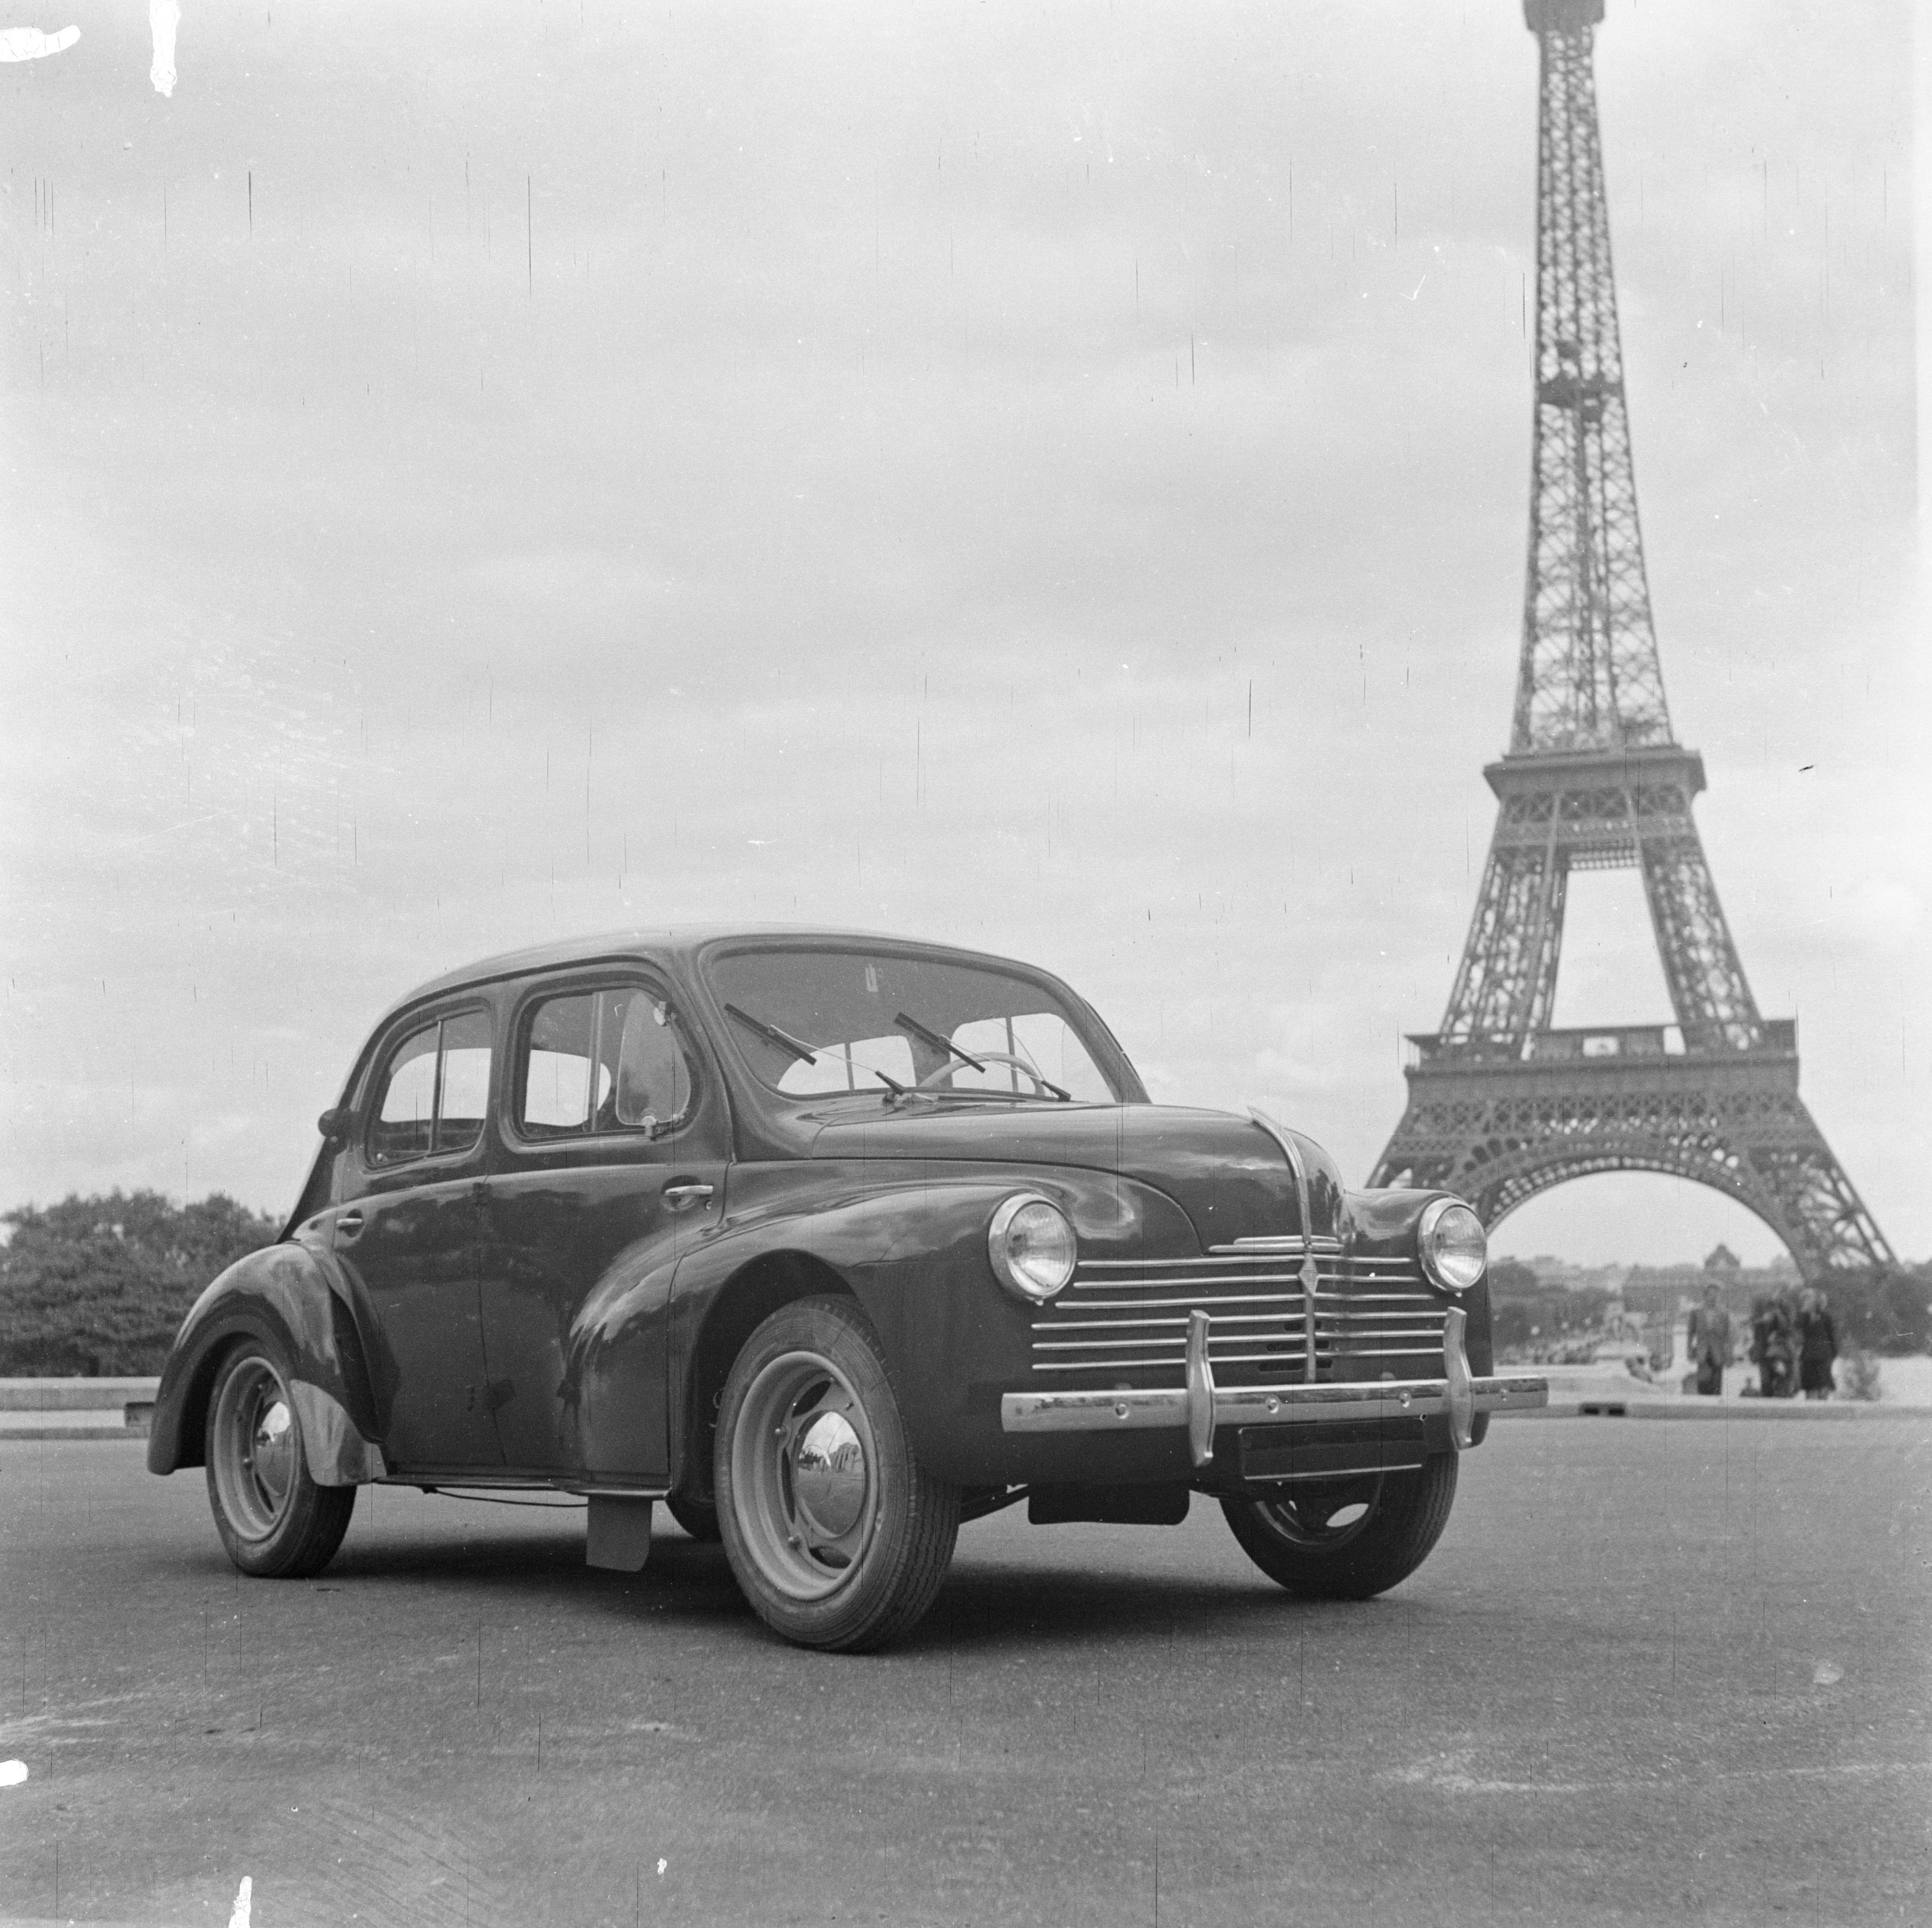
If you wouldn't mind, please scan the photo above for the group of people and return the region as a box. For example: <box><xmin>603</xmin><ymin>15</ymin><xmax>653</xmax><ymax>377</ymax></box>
<box><xmin>1686</xmin><ymin>1281</ymin><xmax>1839</xmax><ymax>1399</ymax></box>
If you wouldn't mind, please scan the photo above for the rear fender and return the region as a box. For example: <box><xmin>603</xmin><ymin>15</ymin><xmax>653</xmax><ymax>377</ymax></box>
<box><xmin>146</xmin><ymin>1236</ymin><xmax>387</xmax><ymax>1485</ymax></box>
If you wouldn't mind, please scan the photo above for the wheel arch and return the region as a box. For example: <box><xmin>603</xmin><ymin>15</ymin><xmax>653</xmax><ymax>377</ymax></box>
<box><xmin>674</xmin><ymin>1249</ymin><xmax>857</xmax><ymax>1505</ymax></box>
<box><xmin>147</xmin><ymin>1240</ymin><xmax>387</xmax><ymax>1477</ymax></box>
<box><xmin>160</xmin><ymin>1327</ymin><xmax>251</xmax><ymax>1477</ymax></box>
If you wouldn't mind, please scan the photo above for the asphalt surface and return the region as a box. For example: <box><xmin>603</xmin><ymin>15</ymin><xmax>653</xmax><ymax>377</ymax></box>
<box><xmin>1</xmin><ymin>1420</ymin><xmax>1926</xmax><ymax>1928</ymax></box>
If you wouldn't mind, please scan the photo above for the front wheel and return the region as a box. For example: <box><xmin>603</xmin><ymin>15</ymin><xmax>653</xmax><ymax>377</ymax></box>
<box><xmin>204</xmin><ymin>1342</ymin><xmax>356</xmax><ymax>1578</ymax></box>
<box><xmin>1221</xmin><ymin>1452</ymin><xmax>1458</xmax><ymax>1600</ymax></box>
<box><xmin>715</xmin><ymin>1297</ymin><xmax>960</xmax><ymax>1652</ymax></box>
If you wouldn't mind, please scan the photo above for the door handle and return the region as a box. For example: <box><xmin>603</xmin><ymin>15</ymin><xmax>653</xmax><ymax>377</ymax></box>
<box><xmin>335</xmin><ymin>1209</ymin><xmax>365</xmax><ymax>1243</ymax></box>
<box><xmin>663</xmin><ymin>1183</ymin><xmax>715</xmax><ymax>1211</ymax></box>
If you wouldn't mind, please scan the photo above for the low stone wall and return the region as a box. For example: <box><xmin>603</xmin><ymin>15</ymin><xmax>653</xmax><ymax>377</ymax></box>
<box><xmin>0</xmin><ymin>1377</ymin><xmax>160</xmax><ymax>1440</ymax></box>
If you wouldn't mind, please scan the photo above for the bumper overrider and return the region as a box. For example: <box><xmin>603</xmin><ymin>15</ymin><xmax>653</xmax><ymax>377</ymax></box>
<box><xmin>1001</xmin><ymin>1304</ymin><xmax>1548</xmax><ymax>1471</ymax></box>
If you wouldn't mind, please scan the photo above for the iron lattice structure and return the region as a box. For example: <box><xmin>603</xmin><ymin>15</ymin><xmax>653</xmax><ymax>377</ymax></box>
<box><xmin>1369</xmin><ymin>0</ymin><xmax>1895</xmax><ymax>1282</ymax></box>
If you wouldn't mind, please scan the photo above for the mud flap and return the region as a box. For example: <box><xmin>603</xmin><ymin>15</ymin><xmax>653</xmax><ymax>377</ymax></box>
<box><xmin>586</xmin><ymin>1495</ymin><xmax>654</xmax><ymax>1572</ymax></box>
<box><xmin>289</xmin><ymin>1380</ymin><xmax>386</xmax><ymax>1486</ymax></box>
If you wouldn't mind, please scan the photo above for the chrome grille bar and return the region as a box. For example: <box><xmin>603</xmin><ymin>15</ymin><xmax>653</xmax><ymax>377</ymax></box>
<box><xmin>1032</xmin><ymin>1244</ymin><xmax>1449</xmax><ymax>1384</ymax></box>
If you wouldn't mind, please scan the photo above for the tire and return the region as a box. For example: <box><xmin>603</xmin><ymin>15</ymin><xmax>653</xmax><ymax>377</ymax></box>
<box><xmin>715</xmin><ymin>1296</ymin><xmax>960</xmax><ymax>1652</ymax></box>
<box><xmin>1220</xmin><ymin>1452</ymin><xmax>1458</xmax><ymax>1600</ymax></box>
<box><xmin>203</xmin><ymin>1342</ymin><xmax>356</xmax><ymax>1579</ymax></box>
<box><xmin>665</xmin><ymin>1495</ymin><xmax>722</xmax><ymax>1543</ymax></box>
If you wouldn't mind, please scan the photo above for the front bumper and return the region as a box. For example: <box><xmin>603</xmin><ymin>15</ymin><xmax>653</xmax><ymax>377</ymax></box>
<box><xmin>1001</xmin><ymin>1303</ymin><xmax>1548</xmax><ymax>1465</ymax></box>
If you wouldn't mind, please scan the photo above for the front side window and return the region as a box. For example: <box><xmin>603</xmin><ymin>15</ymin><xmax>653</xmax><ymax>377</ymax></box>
<box><xmin>368</xmin><ymin>1010</ymin><xmax>495</xmax><ymax>1166</ymax></box>
<box><xmin>516</xmin><ymin>986</ymin><xmax>695</xmax><ymax>1141</ymax></box>
<box><xmin>706</xmin><ymin>948</ymin><xmax>1126</xmax><ymax>1103</ymax></box>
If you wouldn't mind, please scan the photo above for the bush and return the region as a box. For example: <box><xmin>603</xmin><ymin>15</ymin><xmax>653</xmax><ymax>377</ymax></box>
<box><xmin>0</xmin><ymin>1191</ymin><xmax>282</xmax><ymax>1376</ymax></box>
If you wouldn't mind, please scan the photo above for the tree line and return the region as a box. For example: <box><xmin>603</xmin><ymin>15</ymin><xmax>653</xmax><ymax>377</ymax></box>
<box><xmin>0</xmin><ymin>1191</ymin><xmax>282</xmax><ymax>1376</ymax></box>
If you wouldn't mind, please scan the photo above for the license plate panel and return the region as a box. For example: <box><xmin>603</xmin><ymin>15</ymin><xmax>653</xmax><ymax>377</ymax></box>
<box><xmin>1236</xmin><ymin>1416</ymin><xmax>1427</xmax><ymax>1483</ymax></box>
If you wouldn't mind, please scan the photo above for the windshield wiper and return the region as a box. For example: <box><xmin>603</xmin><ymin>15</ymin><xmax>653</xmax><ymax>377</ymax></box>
<box><xmin>724</xmin><ymin>1003</ymin><xmax>818</xmax><ymax>1067</ymax></box>
<box><xmin>893</xmin><ymin>1011</ymin><xmax>1074</xmax><ymax>1100</ymax></box>
<box><xmin>893</xmin><ymin>1011</ymin><xmax>986</xmax><ymax>1073</ymax></box>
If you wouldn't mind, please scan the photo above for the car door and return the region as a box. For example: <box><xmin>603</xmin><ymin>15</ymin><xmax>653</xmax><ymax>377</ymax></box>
<box><xmin>333</xmin><ymin>1004</ymin><xmax>505</xmax><ymax>1472</ymax></box>
<box><xmin>476</xmin><ymin>974</ymin><xmax>728</xmax><ymax>1477</ymax></box>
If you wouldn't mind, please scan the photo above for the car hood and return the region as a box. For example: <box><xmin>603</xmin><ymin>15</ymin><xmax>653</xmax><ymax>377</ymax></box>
<box><xmin>805</xmin><ymin>1102</ymin><xmax>1344</xmax><ymax>1249</ymax></box>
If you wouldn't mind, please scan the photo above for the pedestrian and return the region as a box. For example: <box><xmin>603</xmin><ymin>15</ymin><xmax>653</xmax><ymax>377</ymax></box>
<box><xmin>1796</xmin><ymin>1287</ymin><xmax>1838</xmax><ymax>1401</ymax></box>
<box><xmin>1749</xmin><ymin>1295</ymin><xmax>1777</xmax><ymax>1398</ymax></box>
<box><xmin>1750</xmin><ymin>1291</ymin><xmax>1796</xmax><ymax>1398</ymax></box>
<box><xmin>1769</xmin><ymin>1287</ymin><xmax>1802</xmax><ymax>1397</ymax></box>
<box><xmin>1686</xmin><ymin>1283</ymin><xmax>1732</xmax><ymax>1397</ymax></box>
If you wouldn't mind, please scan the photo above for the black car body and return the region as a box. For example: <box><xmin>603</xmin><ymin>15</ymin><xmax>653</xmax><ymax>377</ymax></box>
<box><xmin>150</xmin><ymin>927</ymin><xmax>1545</xmax><ymax>1648</ymax></box>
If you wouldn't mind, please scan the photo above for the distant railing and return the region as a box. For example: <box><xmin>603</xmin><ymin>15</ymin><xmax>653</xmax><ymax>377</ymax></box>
<box><xmin>1406</xmin><ymin>1018</ymin><xmax>1796</xmax><ymax>1069</ymax></box>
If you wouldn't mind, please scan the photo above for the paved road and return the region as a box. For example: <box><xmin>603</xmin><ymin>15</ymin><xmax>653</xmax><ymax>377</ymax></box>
<box><xmin>1</xmin><ymin>1418</ymin><xmax>1926</xmax><ymax>1928</ymax></box>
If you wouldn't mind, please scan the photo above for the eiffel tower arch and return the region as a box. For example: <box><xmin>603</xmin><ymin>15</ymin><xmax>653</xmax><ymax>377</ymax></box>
<box><xmin>1369</xmin><ymin>0</ymin><xmax>1895</xmax><ymax>1284</ymax></box>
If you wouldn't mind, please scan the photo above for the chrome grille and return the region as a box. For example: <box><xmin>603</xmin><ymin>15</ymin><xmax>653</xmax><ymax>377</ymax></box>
<box><xmin>1029</xmin><ymin>1243</ymin><xmax>1446</xmax><ymax>1388</ymax></box>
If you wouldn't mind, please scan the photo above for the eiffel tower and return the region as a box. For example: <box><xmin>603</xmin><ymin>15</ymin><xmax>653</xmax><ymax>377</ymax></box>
<box><xmin>1368</xmin><ymin>0</ymin><xmax>1895</xmax><ymax>1282</ymax></box>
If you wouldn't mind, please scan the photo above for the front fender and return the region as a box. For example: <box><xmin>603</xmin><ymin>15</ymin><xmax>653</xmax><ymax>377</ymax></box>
<box><xmin>146</xmin><ymin>1236</ymin><xmax>386</xmax><ymax>1485</ymax></box>
<box><xmin>1343</xmin><ymin>1184</ymin><xmax>1494</xmax><ymax>1375</ymax></box>
<box><xmin>664</xmin><ymin>1160</ymin><xmax>1199</xmax><ymax>1488</ymax></box>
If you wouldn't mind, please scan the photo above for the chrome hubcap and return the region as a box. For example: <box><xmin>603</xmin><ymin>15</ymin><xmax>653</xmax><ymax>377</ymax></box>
<box><xmin>731</xmin><ymin>1350</ymin><xmax>878</xmax><ymax>1601</ymax></box>
<box><xmin>1253</xmin><ymin>1474</ymin><xmax>1381</xmax><ymax>1551</ymax></box>
<box><xmin>211</xmin><ymin>1357</ymin><xmax>300</xmax><ymax>1541</ymax></box>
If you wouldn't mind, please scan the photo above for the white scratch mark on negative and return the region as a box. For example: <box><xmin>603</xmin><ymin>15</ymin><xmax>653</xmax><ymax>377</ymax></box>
<box><xmin>0</xmin><ymin>1760</ymin><xmax>28</xmax><ymax>1787</ymax></box>
<box><xmin>0</xmin><ymin>1695</ymin><xmax>140</xmax><ymax>1747</ymax></box>
<box><xmin>0</xmin><ymin>25</ymin><xmax>80</xmax><ymax>59</ymax></box>
<box><xmin>149</xmin><ymin>0</ymin><xmax>179</xmax><ymax>96</ymax></box>
<box><xmin>228</xmin><ymin>1874</ymin><xmax>253</xmax><ymax>1927</ymax></box>
<box><xmin>1389</xmin><ymin>1753</ymin><xmax>1929</xmax><ymax>1797</ymax></box>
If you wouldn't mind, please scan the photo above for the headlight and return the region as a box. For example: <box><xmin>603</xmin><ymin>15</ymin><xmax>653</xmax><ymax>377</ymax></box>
<box><xmin>987</xmin><ymin>1193</ymin><xmax>1077</xmax><ymax>1301</ymax></box>
<box><xmin>1418</xmin><ymin>1197</ymin><xmax>1487</xmax><ymax>1293</ymax></box>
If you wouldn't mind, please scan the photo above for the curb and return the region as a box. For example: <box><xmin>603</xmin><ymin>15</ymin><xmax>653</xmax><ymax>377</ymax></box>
<box><xmin>0</xmin><ymin>1424</ymin><xmax>152</xmax><ymax>1442</ymax></box>
<box><xmin>1498</xmin><ymin>1400</ymin><xmax>1929</xmax><ymax>1422</ymax></box>
<box><xmin>0</xmin><ymin>1377</ymin><xmax>160</xmax><ymax>1411</ymax></box>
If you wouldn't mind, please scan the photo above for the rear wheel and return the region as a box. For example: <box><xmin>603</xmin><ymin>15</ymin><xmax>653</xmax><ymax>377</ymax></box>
<box><xmin>715</xmin><ymin>1296</ymin><xmax>959</xmax><ymax>1652</ymax></box>
<box><xmin>204</xmin><ymin>1343</ymin><xmax>355</xmax><ymax>1579</ymax></box>
<box><xmin>1220</xmin><ymin>1453</ymin><xmax>1458</xmax><ymax>1600</ymax></box>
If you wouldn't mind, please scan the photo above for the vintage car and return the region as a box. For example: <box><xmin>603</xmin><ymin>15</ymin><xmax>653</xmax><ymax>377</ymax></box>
<box><xmin>148</xmin><ymin>927</ymin><xmax>1546</xmax><ymax>1650</ymax></box>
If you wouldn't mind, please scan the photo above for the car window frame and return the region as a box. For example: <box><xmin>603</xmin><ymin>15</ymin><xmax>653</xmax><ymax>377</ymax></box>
<box><xmin>503</xmin><ymin>970</ymin><xmax>704</xmax><ymax>1152</ymax></box>
<box><xmin>359</xmin><ymin>999</ymin><xmax>499</xmax><ymax>1175</ymax></box>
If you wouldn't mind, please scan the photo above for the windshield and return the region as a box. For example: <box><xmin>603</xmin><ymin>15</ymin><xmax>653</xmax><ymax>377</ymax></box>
<box><xmin>706</xmin><ymin>947</ymin><xmax>1131</xmax><ymax>1103</ymax></box>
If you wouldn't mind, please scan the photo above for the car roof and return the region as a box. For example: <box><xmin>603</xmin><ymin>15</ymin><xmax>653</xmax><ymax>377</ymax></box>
<box><xmin>385</xmin><ymin>924</ymin><xmax>1051</xmax><ymax>1017</ymax></box>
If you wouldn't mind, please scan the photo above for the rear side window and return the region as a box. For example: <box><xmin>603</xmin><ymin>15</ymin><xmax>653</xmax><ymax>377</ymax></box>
<box><xmin>368</xmin><ymin>1010</ymin><xmax>495</xmax><ymax>1166</ymax></box>
<box><xmin>517</xmin><ymin>987</ymin><xmax>695</xmax><ymax>1141</ymax></box>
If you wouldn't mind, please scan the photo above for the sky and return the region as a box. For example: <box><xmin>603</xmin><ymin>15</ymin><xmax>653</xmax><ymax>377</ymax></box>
<box><xmin>1</xmin><ymin>0</ymin><xmax>1922</xmax><ymax>1267</ymax></box>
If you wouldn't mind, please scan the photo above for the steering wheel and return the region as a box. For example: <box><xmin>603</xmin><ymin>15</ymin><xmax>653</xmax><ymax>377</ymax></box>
<box><xmin>917</xmin><ymin>1050</ymin><xmax>1057</xmax><ymax>1094</ymax></box>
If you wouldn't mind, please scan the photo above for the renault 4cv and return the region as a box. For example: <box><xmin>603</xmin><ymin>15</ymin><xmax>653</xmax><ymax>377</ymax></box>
<box><xmin>148</xmin><ymin>928</ymin><xmax>1546</xmax><ymax>1650</ymax></box>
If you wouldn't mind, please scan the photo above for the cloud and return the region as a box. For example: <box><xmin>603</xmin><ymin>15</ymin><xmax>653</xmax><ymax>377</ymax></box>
<box><xmin>0</xmin><ymin>0</ymin><xmax>1919</xmax><ymax>1262</ymax></box>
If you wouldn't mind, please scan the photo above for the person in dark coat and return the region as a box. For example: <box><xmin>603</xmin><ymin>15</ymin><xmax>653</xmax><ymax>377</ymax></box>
<box><xmin>1751</xmin><ymin>1291</ymin><xmax>1798</xmax><ymax>1398</ymax></box>
<box><xmin>1796</xmin><ymin>1287</ymin><xmax>1838</xmax><ymax>1400</ymax></box>
<box><xmin>1686</xmin><ymin>1283</ymin><xmax>1733</xmax><ymax>1397</ymax></box>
